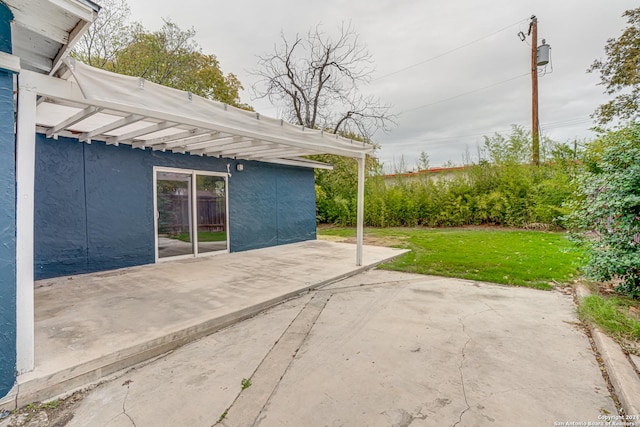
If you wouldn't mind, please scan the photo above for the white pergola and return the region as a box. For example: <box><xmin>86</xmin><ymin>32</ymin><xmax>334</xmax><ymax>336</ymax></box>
<box><xmin>8</xmin><ymin>57</ymin><xmax>373</xmax><ymax>376</ymax></box>
<box><xmin>2</xmin><ymin>0</ymin><xmax>373</xmax><ymax>380</ymax></box>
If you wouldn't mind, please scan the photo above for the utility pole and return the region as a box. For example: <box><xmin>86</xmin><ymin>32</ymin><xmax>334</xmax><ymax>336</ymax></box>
<box><xmin>529</xmin><ymin>15</ymin><xmax>540</xmax><ymax>166</ymax></box>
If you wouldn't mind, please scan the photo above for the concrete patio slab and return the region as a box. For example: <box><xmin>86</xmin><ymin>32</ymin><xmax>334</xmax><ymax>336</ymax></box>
<box><xmin>0</xmin><ymin>240</ymin><xmax>406</xmax><ymax>410</ymax></box>
<box><xmin>55</xmin><ymin>270</ymin><xmax>616</xmax><ymax>427</ymax></box>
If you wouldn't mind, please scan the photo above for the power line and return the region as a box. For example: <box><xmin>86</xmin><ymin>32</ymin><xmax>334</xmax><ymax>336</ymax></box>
<box><xmin>400</xmin><ymin>73</ymin><xmax>529</xmax><ymax>115</ymax></box>
<box><xmin>372</xmin><ymin>18</ymin><xmax>528</xmax><ymax>82</ymax></box>
<box><xmin>387</xmin><ymin>117</ymin><xmax>595</xmax><ymax>147</ymax></box>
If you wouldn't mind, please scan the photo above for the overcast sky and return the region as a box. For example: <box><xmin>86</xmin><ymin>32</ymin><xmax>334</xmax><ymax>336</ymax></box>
<box><xmin>125</xmin><ymin>0</ymin><xmax>631</xmax><ymax>169</ymax></box>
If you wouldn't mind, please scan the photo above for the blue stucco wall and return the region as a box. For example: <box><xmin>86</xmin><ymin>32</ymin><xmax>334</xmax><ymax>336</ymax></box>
<box><xmin>0</xmin><ymin>1</ymin><xmax>16</xmax><ymax>399</ymax></box>
<box><xmin>34</xmin><ymin>134</ymin><xmax>317</xmax><ymax>279</ymax></box>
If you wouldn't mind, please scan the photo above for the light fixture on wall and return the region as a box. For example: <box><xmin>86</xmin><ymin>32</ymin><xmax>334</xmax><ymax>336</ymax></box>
<box><xmin>236</xmin><ymin>163</ymin><xmax>244</xmax><ymax>172</ymax></box>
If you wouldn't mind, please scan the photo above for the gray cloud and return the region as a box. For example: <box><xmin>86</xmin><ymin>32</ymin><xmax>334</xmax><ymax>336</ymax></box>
<box><xmin>127</xmin><ymin>0</ymin><xmax>630</xmax><ymax>167</ymax></box>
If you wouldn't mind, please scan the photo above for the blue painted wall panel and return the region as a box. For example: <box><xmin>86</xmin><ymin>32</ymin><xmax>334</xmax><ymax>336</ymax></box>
<box><xmin>0</xmin><ymin>1</ymin><xmax>15</xmax><ymax>399</ymax></box>
<box><xmin>34</xmin><ymin>136</ymin><xmax>317</xmax><ymax>279</ymax></box>
<box><xmin>34</xmin><ymin>139</ymin><xmax>88</xmax><ymax>277</ymax></box>
<box><xmin>276</xmin><ymin>168</ymin><xmax>316</xmax><ymax>245</ymax></box>
<box><xmin>83</xmin><ymin>143</ymin><xmax>155</xmax><ymax>271</ymax></box>
<box><xmin>228</xmin><ymin>163</ymin><xmax>278</xmax><ymax>252</ymax></box>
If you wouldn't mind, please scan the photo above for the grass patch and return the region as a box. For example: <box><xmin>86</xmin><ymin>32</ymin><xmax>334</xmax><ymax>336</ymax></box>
<box><xmin>578</xmin><ymin>295</ymin><xmax>640</xmax><ymax>342</ymax></box>
<box><xmin>241</xmin><ymin>378</ymin><xmax>252</xmax><ymax>390</ymax></box>
<box><xmin>174</xmin><ymin>231</ymin><xmax>227</xmax><ymax>242</ymax></box>
<box><xmin>318</xmin><ymin>227</ymin><xmax>583</xmax><ymax>290</ymax></box>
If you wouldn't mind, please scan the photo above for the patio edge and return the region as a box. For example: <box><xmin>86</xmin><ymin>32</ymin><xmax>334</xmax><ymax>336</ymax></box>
<box><xmin>0</xmin><ymin>247</ymin><xmax>408</xmax><ymax>411</ymax></box>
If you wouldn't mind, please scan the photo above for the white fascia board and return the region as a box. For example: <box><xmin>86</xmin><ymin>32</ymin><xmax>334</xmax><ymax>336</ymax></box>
<box><xmin>245</xmin><ymin>149</ymin><xmax>310</xmax><ymax>159</ymax></box>
<box><xmin>16</xmin><ymin>49</ymin><xmax>53</xmax><ymax>73</ymax></box>
<box><xmin>47</xmin><ymin>0</ymin><xmax>99</xmax><ymax>22</ymax></box>
<box><xmin>11</xmin><ymin>14</ymin><xmax>69</xmax><ymax>45</ymax></box>
<box><xmin>50</xmin><ymin>19</ymin><xmax>95</xmax><ymax>75</ymax></box>
<box><xmin>0</xmin><ymin>51</ymin><xmax>20</xmax><ymax>73</ymax></box>
<box><xmin>253</xmin><ymin>157</ymin><xmax>334</xmax><ymax>170</ymax></box>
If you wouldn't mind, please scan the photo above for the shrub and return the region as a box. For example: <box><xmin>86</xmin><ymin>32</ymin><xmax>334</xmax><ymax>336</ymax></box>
<box><xmin>566</xmin><ymin>124</ymin><xmax>640</xmax><ymax>297</ymax></box>
<box><xmin>314</xmin><ymin>127</ymin><xmax>577</xmax><ymax>231</ymax></box>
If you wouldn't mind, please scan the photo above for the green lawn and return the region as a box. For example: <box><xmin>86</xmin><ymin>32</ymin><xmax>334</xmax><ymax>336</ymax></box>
<box><xmin>175</xmin><ymin>231</ymin><xmax>227</xmax><ymax>242</ymax></box>
<box><xmin>318</xmin><ymin>227</ymin><xmax>584</xmax><ymax>290</ymax></box>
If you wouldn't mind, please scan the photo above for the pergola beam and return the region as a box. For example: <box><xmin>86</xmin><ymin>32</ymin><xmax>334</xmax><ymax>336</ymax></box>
<box><xmin>46</xmin><ymin>105</ymin><xmax>100</xmax><ymax>138</ymax></box>
<box><xmin>189</xmin><ymin>137</ymin><xmax>252</xmax><ymax>155</ymax></box>
<box><xmin>134</xmin><ymin>127</ymin><xmax>210</xmax><ymax>148</ymax></box>
<box><xmin>78</xmin><ymin>114</ymin><xmax>144</xmax><ymax>142</ymax></box>
<box><xmin>107</xmin><ymin>121</ymin><xmax>177</xmax><ymax>146</ymax></box>
<box><xmin>157</xmin><ymin>132</ymin><xmax>224</xmax><ymax>150</ymax></box>
<box><xmin>23</xmin><ymin>68</ymin><xmax>372</xmax><ymax>158</ymax></box>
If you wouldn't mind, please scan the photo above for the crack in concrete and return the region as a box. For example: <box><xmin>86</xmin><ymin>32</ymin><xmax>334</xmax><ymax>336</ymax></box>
<box><xmin>452</xmin><ymin>318</ymin><xmax>471</xmax><ymax>427</ymax></box>
<box><xmin>320</xmin><ymin>278</ymin><xmax>430</xmax><ymax>293</ymax></box>
<box><xmin>101</xmin><ymin>383</ymin><xmax>136</xmax><ymax>427</ymax></box>
<box><xmin>121</xmin><ymin>383</ymin><xmax>136</xmax><ymax>427</ymax></box>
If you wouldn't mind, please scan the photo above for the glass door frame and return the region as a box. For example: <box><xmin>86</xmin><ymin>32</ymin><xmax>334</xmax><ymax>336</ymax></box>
<box><xmin>153</xmin><ymin>166</ymin><xmax>229</xmax><ymax>262</ymax></box>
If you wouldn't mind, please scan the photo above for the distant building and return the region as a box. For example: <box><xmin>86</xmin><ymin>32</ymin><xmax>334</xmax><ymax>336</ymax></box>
<box><xmin>383</xmin><ymin>165</ymin><xmax>469</xmax><ymax>184</ymax></box>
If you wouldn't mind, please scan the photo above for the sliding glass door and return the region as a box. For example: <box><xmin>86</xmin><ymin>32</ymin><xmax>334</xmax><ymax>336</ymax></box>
<box><xmin>155</xmin><ymin>168</ymin><xmax>228</xmax><ymax>260</ymax></box>
<box><xmin>196</xmin><ymin>174</ymin><xmax>227</xmax><ymax>254</ymax></box>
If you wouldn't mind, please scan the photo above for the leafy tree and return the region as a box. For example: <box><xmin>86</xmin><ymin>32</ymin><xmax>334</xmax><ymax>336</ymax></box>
<box><xmin>252</xmin><ymin>22</ymin><xmax>395</xmax><ymax>141</ymax></box>
<box><xmin>588</xmin><ymin>7</ymin><xmax>640</xmax><ymax>125</ymax></box>
<box><xmin>111</xmin><ymin>20</ymin><xmax>249</xmax><ymax>108</ymax></box>
<box><xmin>416</xmin><ymin>151</ymin><xmax>430</xmax><ymax>171</ymax></box>
<box><xmin>480</xmin><ymin>125</ymin><xmax>554</xmax><ymax>165</ymax></box>
<box><xmin>72</xmin><ymin>3</ymin><xmax>250</xmax><ymax>109</ymax></box>
<box><xmin>566</xmin><ymin>124</ymin><xmax>640</xmax><ymax>297</ymax></box>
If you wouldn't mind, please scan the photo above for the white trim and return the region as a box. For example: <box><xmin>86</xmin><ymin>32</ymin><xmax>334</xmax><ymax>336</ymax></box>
<box><xmin>153</xmin><ymin>167</ymin><xmax>159</xmax><ymax>262</ymax></box>
<box><xmin>190</xmin><ymin>170</ymin><xmax>197</xmax><ymax>257</ymax></box>
<box><xmin>16</xmin><ymin>75</ymin><xmax>36</xmax><ymax>374</ymax></box>
<box><xmin>0</xmin><ymin>51</ymin><xmax>20</xmax><ymax>74</ymax></box>
<box><xmin>356</xmin><ymin>155</ymin><xmax>365</xmax><ymax>266</ymax></box>
<box><xmin>47</xmin><ymin>0</ymin><xmax>99</xmax><ymax>22</ymax></box>
<box><xmin>153</xmin><ymin>166</ymin><xmax>230</xmax><ymax>262</ymax></box>
<box><xmin>255</xmin><ymin>157</ymin><xmax>334</xmax><ymax>170</ymax></box>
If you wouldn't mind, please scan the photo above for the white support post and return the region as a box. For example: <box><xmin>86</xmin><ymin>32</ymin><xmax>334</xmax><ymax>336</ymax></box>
<box><xmin>356</xmin><ymin>155</ymin><xmax>365</xmax><ymax>266</ymax></box>
<box><xmin>16</xmin><ymin>75</ymin><xmax>36</xmax><ymax>374</ymax></box>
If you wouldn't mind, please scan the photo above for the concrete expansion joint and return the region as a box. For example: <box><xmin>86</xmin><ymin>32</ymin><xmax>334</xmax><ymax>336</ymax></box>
<box><xmin>217</xmin><ymin>292</ymin><xmax>332</xmax><ymax>427</ymax></box>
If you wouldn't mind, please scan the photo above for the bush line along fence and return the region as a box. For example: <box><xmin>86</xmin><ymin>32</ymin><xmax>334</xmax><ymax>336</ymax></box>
<box><xmin>316</xmin><ymin>160</ymin><xmax>577</xmax><ymax>229</ymax></box>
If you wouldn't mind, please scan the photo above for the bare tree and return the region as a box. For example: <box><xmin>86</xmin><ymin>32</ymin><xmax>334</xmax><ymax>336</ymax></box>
<box><xmin>72</xmin><ymin>0</ymin><xmax>141</xmax><ymax>68</ymax></box>
<box><xmin>252</xmin><ymin>22</ymin><xmax>395</xmax><ymax>142</ymax></box>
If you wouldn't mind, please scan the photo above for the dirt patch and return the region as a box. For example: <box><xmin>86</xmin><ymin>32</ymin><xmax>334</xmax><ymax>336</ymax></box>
<box><xmin>317</xmin><ymin>233</ymin><xmax>407</xmax><ymax>248</ymax></box>
<box><xmin>0</xmin><ymin>391</ymin><xmax>86</xmax><ymax>427</ymax></box>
